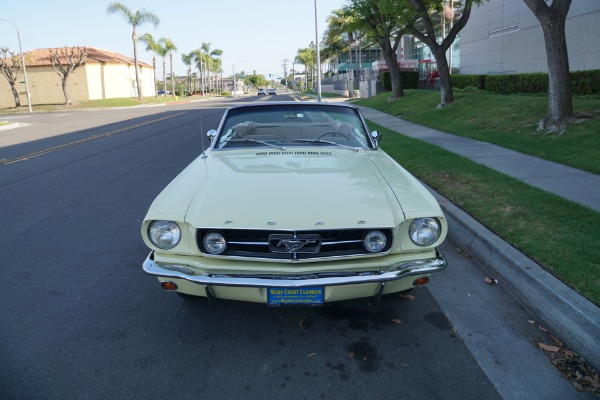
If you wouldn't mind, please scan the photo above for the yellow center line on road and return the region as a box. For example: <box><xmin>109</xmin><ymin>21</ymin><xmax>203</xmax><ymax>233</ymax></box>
<box><xmin>0</xmin><ymin>112</ymin><xmax>185</xmax><ymax>165</ymax></box>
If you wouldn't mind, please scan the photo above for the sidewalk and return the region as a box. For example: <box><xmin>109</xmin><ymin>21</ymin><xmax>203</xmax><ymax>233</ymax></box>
<box><xmin>355</xmin><ymin>104</ymin><xmax>600</xmax><ymax>373</ymax></box>
<box><xmin>358</xmin><ymin>106</ymin><xmax>600</xmax><ymax>213</ymax></box>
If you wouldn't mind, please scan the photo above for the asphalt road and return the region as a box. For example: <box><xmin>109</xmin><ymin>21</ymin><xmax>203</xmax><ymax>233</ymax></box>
<box><xmin>0</xmin><ymin>94</ymin><xmax>589</xmax><ymax>399</ymax></box>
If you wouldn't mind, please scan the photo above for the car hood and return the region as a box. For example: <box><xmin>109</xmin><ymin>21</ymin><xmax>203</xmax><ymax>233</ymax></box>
<box><xmin>146</xmin><ymin>149</ymin><xmax>439</xmax><ymax>230</ymax></box>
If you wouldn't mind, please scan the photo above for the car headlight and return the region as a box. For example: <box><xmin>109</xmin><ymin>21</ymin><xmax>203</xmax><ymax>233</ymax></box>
<box><xmin>409</xmin><ymin>218</ymin><xmax>441</xmax><ymax>246</ymax></box>
<box><xmin>363</xmin><ymin>230</ymin><xmax>387</xmax><ymax>253</ymax></box>
<box><xmin>203</xmin><ymin>232</ymin><xmax>227</xmax><ymax>255</ymax></box>
<box><xmin>148</xmin><ymin>220</ymin><xmax>181</xmax><ymax>249</ymax></box>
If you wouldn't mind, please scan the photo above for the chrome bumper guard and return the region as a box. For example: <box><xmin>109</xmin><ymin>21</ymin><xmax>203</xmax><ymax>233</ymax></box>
<box><xmin>142</xmin><ymin>251</ymin><xmax>447</xmax><ymax>288</ymax></box>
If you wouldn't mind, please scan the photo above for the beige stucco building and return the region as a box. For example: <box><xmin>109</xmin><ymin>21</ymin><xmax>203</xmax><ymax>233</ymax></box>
<box><xmin>0</xmin><ymin>47</ymin><xmax>155</xmax><ymax>109</ymax></box>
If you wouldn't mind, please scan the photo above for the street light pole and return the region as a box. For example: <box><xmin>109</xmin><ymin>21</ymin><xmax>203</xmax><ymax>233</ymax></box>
<box><xmin>314</xmin><ymin>0</ymin><xmax>322</xmax><ymax>102</ymax></box>
<box><xmin>1</xmin><ymin>18</ymin><xmax>32</xmax><ymax>113</ymax></box>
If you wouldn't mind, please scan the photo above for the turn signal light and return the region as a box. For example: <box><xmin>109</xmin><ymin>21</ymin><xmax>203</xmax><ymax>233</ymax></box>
<box><xmin>161</xmin><ymin>281</ymin><xmax>178</xmax><ymax>291</ymax></box>
<box><xmin>413</xmin><ymin>276</ymin><xmax>430</xmax><ymax>287</ymax></box>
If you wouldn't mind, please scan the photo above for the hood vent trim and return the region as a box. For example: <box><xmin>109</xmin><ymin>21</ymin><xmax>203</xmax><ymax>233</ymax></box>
<box><xmin>255</xmin><ymin>151</ymin><xmax>334</xmax><ymax>157</ymax></box>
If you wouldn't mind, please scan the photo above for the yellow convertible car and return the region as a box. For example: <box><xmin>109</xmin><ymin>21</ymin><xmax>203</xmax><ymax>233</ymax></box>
<box><xmin>141</xmin><ymin>102</ymin><xmax>447</xmax><ymax>305</ymax></box>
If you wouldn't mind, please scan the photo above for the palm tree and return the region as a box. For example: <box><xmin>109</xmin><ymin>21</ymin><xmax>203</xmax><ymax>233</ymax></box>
<box><xmin>159</xmin><ymin>38</ymin><xmax>176</xmax><ymax>95</ymax></box>
<box><xmin>200</xmin><ymin>42</ymin><xmax>212</xmax><ymax>94</ymax></box>
<box><xmin>181</xmin><ymin>52</ymin><xmax>195</xmax><ymax>92</ymax></box>
<box><xmin>211</xmin><ymin>49</ymin><xmax>223</xmax><ymax>93</ymax></box>
<box><xmin>139</xmin><ymin>33</ymin><xmax>160</xmax><ymax>97</ymax></box>
<box><xmin>322</xmin><ymin>27</ymin><xmax>349</xmax><ymax>76</ymax></box>
<box><xmin>327</xmin><ymin>8</ymin><xmax>358</xmax><ymax>83</ymax></box>
<box><xmin>107</xmin><ymin>2</ymin><xmax>159</xmax><ymax>99</ymax></box>
<box><xmin>295</xmin><ymin>47</ymin><xmax>315</xmax><ymax>91</ymax></box>
<box><xmin>193</xmin><ymin>49</ymin><xmax>204</xmax><ymax>95</ymax></box>
<box><xmin>155</xmin><ymin>39</ymin><xmax>169</xmax><ymax>95</ymax></box>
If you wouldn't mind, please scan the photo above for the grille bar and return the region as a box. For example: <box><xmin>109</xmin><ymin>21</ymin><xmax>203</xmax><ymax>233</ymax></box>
<box><xmin>197</xmin><ymin>228</ymin><xmax>392</xmax><ymax>260</ymax></box>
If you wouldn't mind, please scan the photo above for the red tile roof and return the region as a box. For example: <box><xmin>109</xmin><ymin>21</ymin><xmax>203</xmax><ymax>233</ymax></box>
<box><xmin>25</xmin><ymin>47</ymin><xmax>151</xmax><ymax>67</ymax></box>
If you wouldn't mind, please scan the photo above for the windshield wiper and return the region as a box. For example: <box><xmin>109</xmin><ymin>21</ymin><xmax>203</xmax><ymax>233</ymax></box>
<box><xmin>227</xmin><ymin>139</ymin><xmax>286</xmax><ymax>150</ymax></box>
<box><xmin>293</xmin><ymin>139</ymin><xmax>359</xmax><ymax>152</ymax></box>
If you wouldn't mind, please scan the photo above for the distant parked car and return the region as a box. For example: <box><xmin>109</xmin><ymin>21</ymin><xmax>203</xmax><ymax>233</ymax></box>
<box><xmin>158</xmin><ymin>90</ymin><xmax>171</xmax><ymax>96</ymax></box>
<box><xmin>268</xmin><ymin>88</ymin><xmax>276</xmax><ymax>95</ymax></box>
<box><xmin>257</xmin><ymin>88</ymin><xmax>266</xmax><ymax>96</ymax></box>
<box><xmin>141</xmin><ymin>102</ymin><xmax>448</xmax><ymax>305</ymax></box>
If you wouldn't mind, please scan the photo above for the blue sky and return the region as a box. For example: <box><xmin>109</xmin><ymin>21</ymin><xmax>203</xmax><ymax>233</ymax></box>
<box><xmin>1</xmin><ymin>0</ymin><xmax>345</xmax><ymax>78</ymax></box>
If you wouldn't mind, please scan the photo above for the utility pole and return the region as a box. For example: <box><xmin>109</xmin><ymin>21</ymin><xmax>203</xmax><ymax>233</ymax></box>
<box><xmin>314</xmin><ymin>0</ymin><xmax>322</xmax><ymax>102</ymax></box>
<box><xmin>1</xmin><ymin>18</ymin><xmax>32</xmax><ymax>113</ymax></box>
<box><xmin>281</xmin><ymin>59</ymin><xmax>289</xmax><ymax>88</ymax></box>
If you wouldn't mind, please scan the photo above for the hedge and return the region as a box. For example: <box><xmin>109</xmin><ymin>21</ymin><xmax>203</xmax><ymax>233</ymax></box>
<box><xmin>452</xmin><ymin>69</ymin><xmax>600</xmax><ymax>95</ymax></box>
<box><xmin>570</xmin><ymin>70</ymin><xmax>600</xmax><ymax>95</ymax></box>
<box><xmin>486</xmin><ymin>73</ymin><xmax>549</xmax><ymax>94</ymax></box>
<box><xmin>451</xmin><ymin>74</ymin><xmax>486</xmax><ymax>90</ymax></box>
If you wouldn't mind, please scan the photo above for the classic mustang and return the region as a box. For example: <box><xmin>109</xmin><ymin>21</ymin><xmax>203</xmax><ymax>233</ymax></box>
<box><xmin>141</xmin><ymin>102</ymin><xmax>447</xmax><ymax>305</ymax></box>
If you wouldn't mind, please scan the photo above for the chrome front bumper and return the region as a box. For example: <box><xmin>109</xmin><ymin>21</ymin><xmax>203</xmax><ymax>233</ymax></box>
<box><xmin>142</xmin><ymin>250</ymin><xmax>447</xmax><ymax>288</ymax></box>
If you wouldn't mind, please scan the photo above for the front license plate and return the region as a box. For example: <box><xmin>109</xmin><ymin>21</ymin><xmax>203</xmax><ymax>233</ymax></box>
<box><xmin>267</xmin><ymin>287</ymin><xmax>324</xmax><ymax>306</ymax></box>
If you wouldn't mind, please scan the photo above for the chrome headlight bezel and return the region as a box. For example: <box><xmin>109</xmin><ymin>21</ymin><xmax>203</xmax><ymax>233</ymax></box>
<box><xmin>408</xmin><ymin>218</ymin><xmax>442</xmax><ymax>247</ymax></box>
<box><xmin>363</xmin><ymin>230</ymin><xmax>388</xmax><ymax>253</ymax></box>
<box><xmin>203</xmin><ymin>231</ymin><xmax>227</xmax><ymax>255</ymax></box>
<box><xmin>148</xmin><ymin>220</ymin><xmax>182</xmax><ymax>250</ymax></box>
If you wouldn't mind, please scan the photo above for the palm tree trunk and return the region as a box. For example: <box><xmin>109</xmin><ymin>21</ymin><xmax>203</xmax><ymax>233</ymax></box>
<box><xmin>153</xmin><ymin>55</ymin><xmax>157</xmax><ymax>97</ymax></box>
<box><xmin>162</xmin><ymin>58</ymin><xmax>167</xmax><ymax>96</ymax></box>
<box><xmin>132</xmin><ymin>30</ymin><xmax>142</xmax><ymax>99</ymax></box>
<box><xmin>170</xmin><ymin>52</ymin><xmax>175</xmax><ymax>96</ymax></box>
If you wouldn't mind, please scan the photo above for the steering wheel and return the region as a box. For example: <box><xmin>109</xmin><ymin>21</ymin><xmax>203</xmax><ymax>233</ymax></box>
<box><xmin>316</xmin><ymin>131</ymin><xmax>351</xmax><ymax>141</ymax></box>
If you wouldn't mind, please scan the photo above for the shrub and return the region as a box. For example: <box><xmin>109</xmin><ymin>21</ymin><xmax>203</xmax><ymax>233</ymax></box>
<box><xmin>485</xmin><ymin>73</ymin><xmax>549</xmax><ymax>94</ymax></box>
<box><xmin>451</xmin><ymin>74</ymin><xmax>486</xmax><ymax>90</ymax></box>
<box><xmin>378</xmin><ymin>69</ymin><xmax>600</xmax><ymax>96</ymax></box>
<box><xmin>571</xmin><ymin>70</ymin><xmax>600</xmax><ymax>96</ymax></box>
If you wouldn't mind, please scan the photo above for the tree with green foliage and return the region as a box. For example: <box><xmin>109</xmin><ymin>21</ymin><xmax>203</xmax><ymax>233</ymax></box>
<box><xmin>139</xmin><ymin>33</ymin><xmax>160</xmax><ymax>97</ymax></box>
<box><xmin>338</xmin><ymin>0</ymin><xmax>408</xmax><ymax>100</ymax></box>
<box><xmin>181</xmin><ymin>51</ymin><xmax>195</xmax><ymax>92</ymax></box>
<box><xmin>522</xmin><ymin>0</ymin><xmax>573</xmax><ymax>132</ymax></box>
<box><xmin>49</xmin><ymin>46</ymin><xmax>88</xmax><ymax>105</ymax></box>
<box><xmin>200</xmin><ymin>42</ymin><xmax>213</xmax><ymax>94</ymax></box>
<box><xmin>406</xmin><ymin>0</ymin><xmax>479</xmax><ymax>107</ymax></box>
<box><xmin>0</xmin><ymin>48</ymin><xmax>22</xmax><ymax>107</ymax></box>
<box><xmin>211</xmin><ymin>49</ymin><xmax>223</xmax><ymax>93</ymax></box>
<box><xmin>245</xmin><ymin>73</ymin><xmax>268</xmax><ymax>88</ymax></box>
<box><xmin>155</xmin><ymin>38</ymin><xmax>170</xmax><ymax>95</ymax></box>
<box><xmin>106</xmin><ymin>2</ymin><xmax>159</xmax><ymax>99</ymax></box>
<box><xmin>295</xmin><ymin>47</ymin><xmax>315</xmax><ymax>91</ymax></box>
<box><xmin>326</xmin><ymin>8</ymin><xmax>358</xmax><ymax>88</ymax></box>
<box><xmin>159</xmin><ymin>38</ymin><xmax>176</xmax><ymax>95</ymax></box>
<box><xmin>192</xmin><ymin>49</ymin><xmax>203</xmax><ymax>94</ymax></box>
<box><xmin>320</xmin><ymin>31</ymin><xmax>345</xmax><ymax>74</ymax></box>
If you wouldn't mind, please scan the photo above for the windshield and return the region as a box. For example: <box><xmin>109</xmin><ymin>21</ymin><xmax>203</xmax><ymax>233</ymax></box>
<box><xmin>214</xmin><ymin>104</ymin><xmax>372</xmax><ymax>150</ymax></box>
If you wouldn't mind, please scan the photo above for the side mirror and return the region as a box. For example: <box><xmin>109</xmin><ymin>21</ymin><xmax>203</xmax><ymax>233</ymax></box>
<box><xmin>370</xmin><ymin>130</ymin><xmax>382</xmax><ymax>147</ymax></box>
<box><xmin>207</xmin><ymin>129</ymin><xmax>217</xmax><ymax>141</ymax></box>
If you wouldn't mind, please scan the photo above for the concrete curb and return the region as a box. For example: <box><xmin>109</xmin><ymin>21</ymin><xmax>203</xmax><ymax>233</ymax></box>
<box><xmin>430</xmin><ymin>189</ymin><xmax>600</xmax><ymax>372</ymax></box>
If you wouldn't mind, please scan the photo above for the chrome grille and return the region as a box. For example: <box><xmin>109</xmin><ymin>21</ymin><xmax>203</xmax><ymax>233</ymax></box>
<box><xmin>197</xmin><ymin>228</ymin><xmax>393</xmax><ymax>260</ymax></box>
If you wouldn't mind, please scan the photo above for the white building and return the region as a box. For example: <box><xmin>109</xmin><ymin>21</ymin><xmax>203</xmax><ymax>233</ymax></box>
<box><xmin>459</xmin><ymin>0</ymin><xmax>600</xmax><ymax>74</ymax></box>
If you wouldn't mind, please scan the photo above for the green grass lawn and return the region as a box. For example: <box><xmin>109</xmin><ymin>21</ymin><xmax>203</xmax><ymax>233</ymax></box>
<box><xmin>356</xmin><ymin>90</ymin><xmax>600</xmax><ymax>174</ymax></box>
<box><xmin>356</xmin><ymin>90</ymin><xmax>600</xmax><ymax>306</ymax></box>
